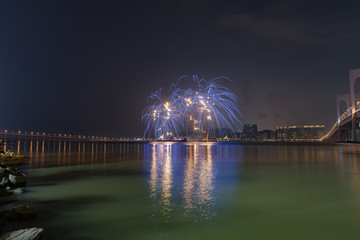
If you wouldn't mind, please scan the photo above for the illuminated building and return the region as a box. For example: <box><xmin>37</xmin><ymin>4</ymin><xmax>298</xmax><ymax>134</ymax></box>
<box><xmin>258</xmin><ymin>130</ymin><xmax>276</xmax><ymax>141</ymax></box>
<box><xmin>275</xmin><ymin>125</ymin><xmax>325</xmax><ymax>140</ymax></box>
<box><xmin>241</xmin><ymin>124</ymin><xmax>258</xmax><ymax>141</ymax></box>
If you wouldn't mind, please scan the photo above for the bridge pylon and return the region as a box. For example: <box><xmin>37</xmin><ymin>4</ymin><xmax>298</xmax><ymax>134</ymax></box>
<box><xmin>349</xmin><ymin>69</ymin><xmax>360</xmax><ymax>141</ymax></box>
<box><xmin>336</xmin><ymin>94</ymin><xmax>351</xmax><ymax>140</ymax></box>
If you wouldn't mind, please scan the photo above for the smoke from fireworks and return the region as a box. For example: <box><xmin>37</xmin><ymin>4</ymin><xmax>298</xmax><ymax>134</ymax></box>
<box><xmin>142</xmin><ymin>75</ymin><xmax>242</xmax><ymax>140</ymax></box>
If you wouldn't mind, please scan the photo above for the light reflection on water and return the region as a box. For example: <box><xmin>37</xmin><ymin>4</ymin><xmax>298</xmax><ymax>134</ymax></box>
<box><xmin>7</xmin><ymin>140</ymin><xmax>149</xmax><ymax>168</ymax></box>
<box><xmin>183</xmin><ymin>144</ymin><xmax>215</xmax><ymax>218</ymax></box>
<box><xmin>150</xmin><ymin>144</ymin><xmax>178</xmax><ymax>217</ymax></box>
<box><xmin>149</xmin><ymin>143</ymin><xmax>218</xmax><ymax>220</ymax></box>
<box><xmin>5</xmin><ymin>141</ymin><xmax>360</xmax><ymax>239</ymax></box>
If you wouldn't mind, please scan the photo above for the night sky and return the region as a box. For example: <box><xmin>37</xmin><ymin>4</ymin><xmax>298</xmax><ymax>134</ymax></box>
<box><xmin>1</xmin><ymin>0</ymin><xmax>360</xmax><ymax>137</ymax></box>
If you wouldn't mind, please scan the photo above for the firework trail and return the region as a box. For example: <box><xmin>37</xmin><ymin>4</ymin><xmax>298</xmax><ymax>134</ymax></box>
<box><xmin>142</xmin><ymin>89</ymin><xmax>186</xmax><ymax>140</ymax></box>
<box><xmin>143</xmin><ymin>75</ymin><xmax>242</xmax><ymax>140</ymax></box>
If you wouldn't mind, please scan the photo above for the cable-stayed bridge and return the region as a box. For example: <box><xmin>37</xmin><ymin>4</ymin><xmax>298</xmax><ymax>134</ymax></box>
<box><xmin>323</xmin><ymin>69</ymin><xmax>360</xmax><ymax>142</ymax></box>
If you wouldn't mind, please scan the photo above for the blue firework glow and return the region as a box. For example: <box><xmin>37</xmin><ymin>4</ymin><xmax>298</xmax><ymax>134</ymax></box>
<box><xmin>142</xmin><ymin>89</ymin><xmax>186</xmax><ymax>140</ymax></box>
<box><xmin>142</xmin><ymin>75</ymin><xmax>242</xmax><ymax>140</ymax></box>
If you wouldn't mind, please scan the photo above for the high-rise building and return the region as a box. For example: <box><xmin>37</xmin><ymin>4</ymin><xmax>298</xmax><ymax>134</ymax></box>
<box><xmin>258</xmin><ymin>130</ymin><xmax>276</xmax><ymax>141</ymax></box>
<box><xmin>242</xmin><ymin>124</ymin><xmax>258</xmax><ymax>141</ymax></box>
<box><xmin>275</xmin><ymin>125</ymin><xmax>325</xmax><ymax>140</ymax></box>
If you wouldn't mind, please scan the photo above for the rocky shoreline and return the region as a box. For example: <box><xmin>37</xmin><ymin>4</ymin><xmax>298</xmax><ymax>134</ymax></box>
<box><xmin>0</xmin><ymin>151</ymin><xmax>43</xmax><ymax>240</ymax></box>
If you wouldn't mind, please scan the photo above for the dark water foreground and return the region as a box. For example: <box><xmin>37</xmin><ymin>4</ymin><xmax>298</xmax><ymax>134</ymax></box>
<box><xmin>1</xmin><ymin>141</ymin><xmax>360</xmax><ymax>239</ymax></box>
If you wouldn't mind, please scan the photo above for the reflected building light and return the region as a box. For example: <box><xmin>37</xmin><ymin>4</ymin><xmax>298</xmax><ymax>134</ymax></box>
<box><xmin>198</xmin><ymin>145</ymin><xmax>215</xmax><ymax>218</ymax></box>
<box><xmin>182</xmin><ymin>144</ymin><xmax>215</xmax><ymax>218</ymax></box>
<box><xmin>77</xmin><ymin>142</ymin><xmax>81</xmax><ymax>164</ymax></box>
<box><xmin>29</xmin><ymin>141</ymin><xmax>33</xmax><ymax>167</ymax></box>
<box><xmin>28</xmin><ymin>140</ymin><xmax>33</xmax><ymax>154</ymax></box>
<box><xmin>137</xmin><ymin>144</ymin><xmax>140</xmax><ymax>162</ymax></box>
<box><xmin>183</xmin><ymin>145</ymin><xmax>196</xmax><ymax>213</ymax></box>
<box><xmin>82</xmin><ymin>142</ymin><xmax>85</xmax><ymax>163</ymax></box>
<box><xmin>58</xmin><ymin>141</ymin><xmax>61</xmax><ymax>165</ymax></box>
<box><xmin>95</xmin><ymin>143</ymin><xmax>99</xmax><ymax>162</ymax></box>
<box><xmin>35</xmin><ymin>141</ymin><xmax>39</xmax><ymax>165</ymax></box>
<box><xmin>111</xmin><ymin>143</ymin><xmax>115</xmax><ymax>158</ymax></box>
<box><xmin>63</xmin><ymin>141</ymin><xmax>67</xmax><ymax>165</ymax></box>
<box><xmin>161</xmin><ymin>144</ymin><xmax>173</xmax><ymax>216</ymax></box>
<box><xmin>91</xmin><ymin>143</ymin><xmax>94</xmax><ymax>163</ymax></box>
<box><xmin>150</xmin><ymin>144</ymin><xmax>157</xmax><ymax>199</ymax></box>
<box><xmin>147</xmin><ymin>143</ymin><xmax>217</xmax><ymax>220</ymax></box>
<box><xmin>149</xmin><ymin>143</ymin><xmax>174</xmax><ymax>217</ymax></box>
<box><xmin>17</xmin><ymin>140</ymin><xmax>20</xmax><ymax>154</ymax></box>
<box><xmin>104</xmin><ymin>143</ymin><xmax>107</xmax><ymax>163</ymax></box>
<box><xmin>41</xmin><ymin>141</ymin><xmax>45</xmax><ymax>167</ymax></box>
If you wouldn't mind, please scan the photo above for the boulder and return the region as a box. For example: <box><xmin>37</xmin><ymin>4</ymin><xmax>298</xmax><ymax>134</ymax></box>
<box><xmin>0</xmin><ymin>178</ymin><xmax>9</xmax><ymax>188</ymax></box>
<box><xmin>8</xmin><ymin>174</ymin><xmax>27</xmax><ymax>186</ymax></box>
<box><xmin>12</xmin><ymin>154</ymin><xmax>25</xmax><ymax>159</ymax></box>
<box><xmin>6</xmin><ymin>205</ymin><xmax>37</xmax><ymax>220</ymax></box>
<box><xmin>5</xmin><ymin>167</ymin><xmax>22</xmax><ymax>175</ymax></box>
<box><xmin>13</xmin><ymin>188</ymin><xmax>24</xmax><ymax>194</ymax></box>
<box><xmin>0</xmin><ymin>227</ymin><xmax>43</xmax><ymax>240</ymax></box>
<box><xmin>0</xmin><ymin>152</ymin><xmax>26</xmax><ymax>166</ymax></box>
<box><xmin>0</xmin><ymin>151</ymin><xmax>15</xmax><ymax>158</ymax></box>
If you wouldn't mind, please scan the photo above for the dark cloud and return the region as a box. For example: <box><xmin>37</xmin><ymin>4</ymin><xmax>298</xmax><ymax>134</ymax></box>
<box><xmin>218</xmin><ymin>13</ymin><xmax>314</xmax><ymax>43</ymax></box>
<box><xmin>217</xmin><ymin>12</ymin><xmax>352</xmax><ymax>45</ymax></box>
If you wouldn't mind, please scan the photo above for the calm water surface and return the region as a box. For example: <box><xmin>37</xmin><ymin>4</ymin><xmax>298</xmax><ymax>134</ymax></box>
<box><xmin>2</xmin><ymin>141</ymin><xmax>360</xmax><ymax>239</ymax></box>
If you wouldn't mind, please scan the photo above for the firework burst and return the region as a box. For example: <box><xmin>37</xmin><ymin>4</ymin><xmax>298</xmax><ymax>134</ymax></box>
<box><xmin>143</xmin><ymin>75</ymin><xmax>242</xmax><ymax>140</ymax></box>
<box><xmin>142</xmin><ymin>89</ymin><xmax>186</xmax><ymax>140</ymax></box>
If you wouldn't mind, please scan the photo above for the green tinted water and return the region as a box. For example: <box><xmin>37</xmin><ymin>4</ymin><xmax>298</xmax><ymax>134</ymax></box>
<box><xmin>5</xmin><ymin>142</ymin><xmax>360</xmax><ymax>239</ymax></box>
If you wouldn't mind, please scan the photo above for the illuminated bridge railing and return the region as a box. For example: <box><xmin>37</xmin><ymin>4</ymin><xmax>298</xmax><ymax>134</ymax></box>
<box><xmin>322</xmin><ymin>105</ymin><xmax>360</xmax><ymax>141</ymax></box>
<box><xmin>322</xmin><ymin>122</ymin><xmax>338</xmax><ymax>141</ymax></box>
<box><xmin>339</xmin><ymin>108</ymin><xmax>352</xmax><ymax>123</ymax></box>
<box><xmin>338</xmin><ymin>102</ymin><xmax>360</xmax><ymax>123</ymax></box>
<box><xmin>0</xmin><ymin>130</ymin><xmax>146</xmax><ymax>142</ymax></box>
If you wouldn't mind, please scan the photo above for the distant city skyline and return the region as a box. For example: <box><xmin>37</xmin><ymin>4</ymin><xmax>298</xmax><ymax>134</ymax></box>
<box><xmin>0</xmin><ymin>122</ymin><xmax>326</xmax><ymax>140</ymax></box>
